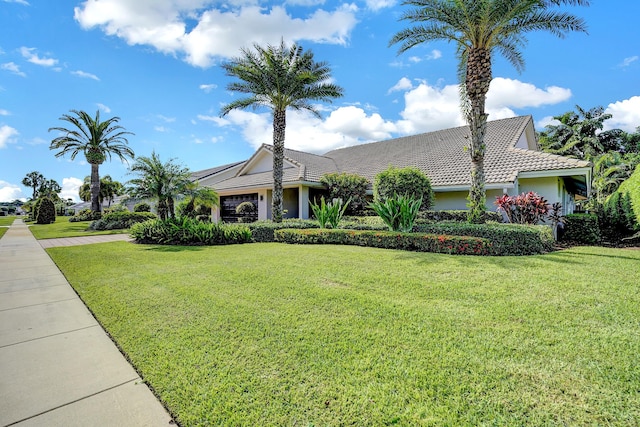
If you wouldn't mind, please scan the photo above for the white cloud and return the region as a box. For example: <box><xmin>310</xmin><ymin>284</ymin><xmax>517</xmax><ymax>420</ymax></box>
<box><xmin>0</xmin><ymin>181</ymin><xmax>24</xmax><ymax>203</ymax></box>
<box><xmin>2</xmin><ymin>0</ymin><xmax>29</xmax><ymax>5</ymax></box>
<box><xmin>1</xmin><ymin>62</ymin><xmax>26</xmax><ymax>77</ymax></box>
<box><xmin>97</xmin><ymin>103</ymin><xmax>111</xmax><ymax>113</ymax></box>
<box><xmin>74</xmin><ymin>1</ymin><xmax>358</xmax><ymax>68</ymax></box>
<box><xmin>365</xmin><ymin>0</ymin><xmax>395</xmax><ymax>11</ymax></box>
<box><xmin>0</xmin><ymin>109</ymin><xmax>10</xmax><ymax>116</ymax></box>
<box><xmin>619</xmin><ymin>56</ymin><xmax>638</xmax><ymax>68</ymax></box>
<box><xmin>205</xmin><ymin>77</ymin><xmax>573</xmax><ymax>154</ymax></box>
<box><xmin>387</xmin><ymin>77</ymin><xmax>413</xmax><ymax>94</ymax></box>
<box><xmin>199</xmin><ymin>83</ymin><xmax>217</xmax><ymax>93</ymax></box>
<box><xmin>157</xmin><ymin>114</ymin><xmax>176</xmax><ymax>123</ymax></box>
<box><xmin>486</xmin><ymin>77</ymin><xmax>572</xmax><ymax>109</ymax></box>
<box><xmin>71</xmin><ymin>70</ymin><xmax>100</xmax><ymax>80</ymax></box>
<box><xmin>604</xmin><ymin>96</ymin><xmax>640</xmax><ymax>132</ymax></box>
<box><xmin>0</xmin><ymin>125</ymin><xmax>19</xmax><ymax>148</ymax></box>
<box><xmin>154</xmin><ymin>126</ymin><xmax>168</xmax><ymax>132</ymax></box>
<box><xmin>60</xmin><ymin>177</ymin><xmax>83</xmax><ymax>202</ymax></box>
<box><xmin>19</xmin><ymin>47</ymin><xmax>58</xmax><ymax>67</ymax></box>
<box><xmin>536</xmin><ymin>116</ymin><xmax>560</xmax><ymax>129</ymax></box>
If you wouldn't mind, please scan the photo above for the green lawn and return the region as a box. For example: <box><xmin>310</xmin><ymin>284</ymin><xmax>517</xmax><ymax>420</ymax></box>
<box><xmin>0</xmin><ymin>215</ymin><xmax>17</xmax><ymax>226</ymax></box>
<box><xmin>47</xmin><ymin>243</ymin><xmax>640</xmax><ymax>426</ymax></box>
<box><xmin>0</xmin><ymin>215</ymin><xmax>17</xmax><ymax>239</ymax></box>
<box><xmin>28</xmin><ymin>216</ymin><xmax>127</xmax><ymax>239</ymax></box>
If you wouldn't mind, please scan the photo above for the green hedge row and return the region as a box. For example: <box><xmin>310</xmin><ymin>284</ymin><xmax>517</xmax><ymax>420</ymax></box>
<box><xmin>275</xmin><ymin>229</ymin><xmax>492</xmax><ymax>256</ymax></box>
<box><xmin>130</xmin><ymin>218</ymin><xmax>251</xmax><ymax>245</ymax></box>
<box><xmin>247</xmin><ymin>219</ymin><xmax>320</xmax><ymax>242</ymax></box>
<box><xmin>416</xmin><ymin>210</ymin><xmax>503</xmax><ymax>223</ymax></box>
<box><xmin>413</xmin><ymin>222</ymin><xmax>554</xmax><ymax>255</ymax></box>
<box><xmin>561</xmin><ymin>214</ymin><xmax>601</xmax><ymax>245</ymax></box>
<box><xmin>89</xmin><ymin>211</ymin><xmax>157</xmax><ymax>230</ymax></box>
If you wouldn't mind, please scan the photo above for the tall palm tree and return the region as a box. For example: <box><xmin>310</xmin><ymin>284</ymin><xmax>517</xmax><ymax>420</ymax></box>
<box><xmin>220</xmin><ymin>40</ymin><xmax>344</xmax><ymax>222</ymax></box>
<box><xmin>49</xmin><ymin>110</ymin><xmax>134</xmax><ymax>213</ymax></box>
<box><xmin>126</xmin><ymin>151</ymin><xmax>192</xmax><ymax>220</ymax></box>
<box><xmin>390</xmin><ymin>0</ymin><xmax>588</xmax><ymax>222</ymax></box>
<box><xmin>22</xmin><ymin>171</ymin><xmax>44</xmax><ymax>200</ymax></box>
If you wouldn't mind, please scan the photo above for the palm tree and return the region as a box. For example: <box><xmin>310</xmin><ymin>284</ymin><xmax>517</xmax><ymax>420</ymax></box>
<box><xmin>220</xmin><ymin>40</ymin><xmax>344</xmax><ymax>222</ymax></box>
<box><xmin>22</xmin><ymin>171</ymin><xmax>44</xmax><ymax>200</ymax></box>
<box><xmin>539</xmin><ymin>105</ymin><xmax>627</xmax><ymax>160</ymax></box>
<box><xmin>126</xmin><ymin>151</ymin><xmax>192</xmax><ymax>220</ymax></box>
<box><xmin>39</xmin><ymin>179</ymin><xmax>61</xmax><ymax>200</ymax></box>
<box><xmin>49</xmin><ymin>110</ymin><xmax>134</xmax><ymax>213</ymax></box>
<box><xmin>79</xmin><ymin>175</ymin><xmax>124</xmax><ymax>207</ymax></box>
<box><xmin>390</xmin><ymin>0</ymin><xmax>588</xmax><ymax>222</ymax></box>
<box><xmin>179</xmin><ymin>182</ymin><xmax>219</xmax><ymax>220</ymax></box>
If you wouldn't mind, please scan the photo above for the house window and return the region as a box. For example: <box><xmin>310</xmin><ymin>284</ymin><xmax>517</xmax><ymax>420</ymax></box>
<box><xmin>220</xmin><ymin>194</ymin><xmax>258</xmax><ymax>223</ymax></box>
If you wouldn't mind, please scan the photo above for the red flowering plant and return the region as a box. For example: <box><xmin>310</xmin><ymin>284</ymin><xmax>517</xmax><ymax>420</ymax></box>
<box><xmin>495</xmin><ymin>191</ymin><xmax>551</xmax><ymax>225</ymax></box>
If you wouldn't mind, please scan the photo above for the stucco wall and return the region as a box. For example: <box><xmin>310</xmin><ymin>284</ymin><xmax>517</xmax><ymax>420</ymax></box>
<box><xmin>517</xmin><ymin>177</ymin><xmax>561</xmax><ymax>204</ymax></box>
<box><xmin>433</xmin><ymin>189</ymin><xmax>504</xmax><ymax>211</ymax></box>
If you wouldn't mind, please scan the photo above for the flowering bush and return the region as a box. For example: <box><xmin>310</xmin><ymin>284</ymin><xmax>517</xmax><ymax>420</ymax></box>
<box><xmin>495</xmin><ymin>192</ymin><xmax>550</xmax><ymax>225</ymax></box>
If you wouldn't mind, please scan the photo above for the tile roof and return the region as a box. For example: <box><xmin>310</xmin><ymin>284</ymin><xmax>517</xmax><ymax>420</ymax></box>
<box><xmin>202</xmin><ymin>116</ymin><xmax>591</xmax><ymax>192</ymax></box>
<box><xmin>190</xmin><ymin>161</ymin><xmax>245</xmax><ymax>181</ymax></box>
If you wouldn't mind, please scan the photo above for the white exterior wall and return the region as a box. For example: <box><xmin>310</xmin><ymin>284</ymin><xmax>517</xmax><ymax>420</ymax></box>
<box><xmin>518</xmin><ymin>177</ymin><xmax>561</xmax><ymax>204</ymax></box>
<box><xmin>433</xmin><ymin>189</ymin><xmax>504</xmax><ymax>211</ymax></box>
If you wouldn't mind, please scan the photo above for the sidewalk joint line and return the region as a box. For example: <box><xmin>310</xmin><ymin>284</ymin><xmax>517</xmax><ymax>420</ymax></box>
<box><xmin>0</xmin><ymin>325</ymin><xmax>99</xmax><ymax>349</ymax></box>
<box><xmin>0</xmin><ymin>297</ymin><xmax>79</xmax><ymax>312</ymax></box>
<box><xmin>3</xmin><ymin>377</ymin><xmax>140</xmax><ymax>427</ymax></box>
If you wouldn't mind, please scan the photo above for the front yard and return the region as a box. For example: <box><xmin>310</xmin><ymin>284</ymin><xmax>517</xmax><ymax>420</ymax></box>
<box><xmin>47</xmin><ymin>242</ymin><xmax>640</xmax><ymax>426</ymax></box>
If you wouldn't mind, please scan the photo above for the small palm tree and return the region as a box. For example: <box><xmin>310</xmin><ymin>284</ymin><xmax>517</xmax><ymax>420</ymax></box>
<box><xmin>220</xmin><ymin>40</ymin><xmax>344</xmax><ymax>222</ymax></box>
<box><xmin>127</xmin><ymin>151</ymin><xmax>192</xmax><ymax>220</ymax></box>
<box><xmin>22</xmin><ymin>171</ymin><xmax>45</xmax><ymax>200</ymax></box>
<box><xmin>390</xmin><ymin>0</ymin><xmax>588</xmax><ymax>222</ymax></box>
<box><xmin>49</xmin><ymin>110</ymin><xmax>134</xmax><ymax>213</ymax></box>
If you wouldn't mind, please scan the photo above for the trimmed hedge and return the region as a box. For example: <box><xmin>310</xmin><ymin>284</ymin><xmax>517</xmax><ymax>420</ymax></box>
<box><xmin>130</xmin><ymin>217</ymin><xmax>251</xmax><ymax>245</ymax></box>
<box><xmin>69</xmin><ymin>209</ymin><xmax>102</xmax><ymax>222</ymax></box>
<box><xmin>561</xmin><ymin>214</ymin><xmax>601</xmax><ymax>245</ymax></box>
<box><xmin>275</xmin><ymin>229</ymin><xmax>492</xmax><ymax>256</ymax></box>
<box><xmin>89</xmin><ymin>211</ymin><xmax>157</xmax><ymax>230</ymax></box>
<box><xmin>247</xmin><ymin>219</ymin><xmax>319</xmax><ymax>242</ymax></box>
<box><xmin>417</xmin><ymin>210</ymin><xmax>503</xmax><ymax>223</ymax></box>
<box><xmin>413</xmin><ymin>221</ymin><xmax>554</xmax><ymax>256</ymax></box>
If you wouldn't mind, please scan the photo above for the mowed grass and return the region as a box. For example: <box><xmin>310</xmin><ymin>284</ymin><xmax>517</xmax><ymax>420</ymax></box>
<box><xmin>28</xmin><ymin>216</ymin><xmax>127</xmax><ymax>239</ymax></box>
<box><xmin>0</xmin><ymin>215</ymin><xmax>17</xmax><ymax>239</ymax></box>
<box><xmin>47</xmin><ymin>242</ymin><xmax>640</xmax><ymax>426</ymax></box>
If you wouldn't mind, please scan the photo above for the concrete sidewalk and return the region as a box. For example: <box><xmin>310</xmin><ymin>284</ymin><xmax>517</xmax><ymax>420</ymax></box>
<box><xmin>0</xmin><ymin>219</ymin><xmax>174</xmax><ymax>427</ymax></box>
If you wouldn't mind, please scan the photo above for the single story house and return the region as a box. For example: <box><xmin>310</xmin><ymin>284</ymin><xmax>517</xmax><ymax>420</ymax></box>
<box><xmin>193</xmin><ymin>115</ymin><xmax>592</xmax><ymax>222</ymax></box>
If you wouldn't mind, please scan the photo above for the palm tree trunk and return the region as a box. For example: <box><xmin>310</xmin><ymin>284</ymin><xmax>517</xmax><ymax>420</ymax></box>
<box><xmin>465</xmin><ymin>48</ymin><xmax>492</xmax><ymax>223</ymax></box>
<box><xmin>272</xmin><ymin>109</ymin><xmax>286</xmax><ymax>223</ymax></box>
<box><xmin>90</xmin><ymin>163</ymin><xmax>101</xmax><ymax>213</ymax></box>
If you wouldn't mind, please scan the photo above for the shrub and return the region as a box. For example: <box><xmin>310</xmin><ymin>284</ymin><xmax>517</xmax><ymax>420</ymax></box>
<box><xmin>340</xmin><ymin>216</ymin><xmax>388</xmax><ymax>230</ymax></box>
<box><xmin>235</xmin><ymin>201</ymin><xmax>257</xmax><ymax>223</ymax></box>
<box><xmin>89</xmin><ymin>211</ymin><xmax>157</xmax><ymax>230</ymax></box>
<box><xmin>320</xmin><ymin>172</ymin><xmax>369</xmax><ymax>215</ymax></box>
<box><xmin>559</xmin><ymin>214</ymin><xmax>601</xmax><ymax>245</ymax></box>
<box><xmin>370</xmin><ymin>194</ymin><xmax>422</xmax><ymax>232</ymax></box>
<box><xmin>34</xmin><ymin>197</ymin><xmax>56</xmax><ymax>224</ymax></box>
<box><xmin>130</xmin><ymin>217</ymin><xmax>251</xmax><ymax>245</ymax></box>
<box><xmin>417</xmin><ymin>210</ymin><xmax>503</xmax><ymax>223</ymax></box>
<box><xmin>275</xmin><ymin>229</ymin><xmax>492</xmax><ymax>256</ymax></box>
<box><xmin>374</xmin><ymin>166</ymin><xmax>434</xmax><ymax>210</ymax></box>
<box><xmin>103</xmin><ymin>204</ymin><xmax>128</xmax><ymax>214</ymax></box>
<box><xmin>69</xmin><ymin>209</ymin><xmax>102</xmax><ymax>222</ymax></box>
<box><xmin>247</xmin><ymin>219</ymin><xmax>319</xmax><ymax>242</ymax></box>
<box><xmin>133</xmin><ymin>202</ymin><xmax>151</xmax><ymax>213</ymax></box>
<box><xmin>494</xmin><ymin>192</ymin><xmax>550</xmax><ymax>224</ymax></box>
<box><xmin>309</xmin><ymin>197</ymin><xmax>349</xmax><ymax>229</ymax></box>
<box><xmin>413</xmin><ymin>222</ymin><xmax>554</xmax><ymax>256</ymax></box>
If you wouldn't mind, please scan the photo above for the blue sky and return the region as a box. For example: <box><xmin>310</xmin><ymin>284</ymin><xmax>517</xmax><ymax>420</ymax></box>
<box><xmin>1</xmin><ymin>0</ymin><xmax>639</xmax><ymax>202</ymax></box>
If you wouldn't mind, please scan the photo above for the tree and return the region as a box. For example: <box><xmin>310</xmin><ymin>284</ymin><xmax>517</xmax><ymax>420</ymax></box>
<box><xmin>49</xmin><ymin>110</ymin><xmax>134</xmax><ymax>213</ymax></box>
<box><xmin>390</xmin><ymin>0</ymin><xmax>588</xmax><ymax>222</ymax></box>
<box><xmin>539</xmin><ymin>105</ymin><xmax>627</xmax><ymax>159</ymax></box>
<box><xmin>126</xmin><ymin>151</ymin><xmax>192</xmax><ymax>220</ymax></box>
<box><xmin>79</xmin><ymin>175</ymin><xmax>124</xmax><ymax>207</ymax></box>
<box><xmin>22</xmin><ymin>171</ymin><xmax>45</xmax><ymax>200</ymax></box>
<box><xmin>220</xmin><ymin>40</ymin><xmax>343</xmax><ymax>222</ymax></box>
<box><xmin>38</xmin><ymin>179</ymin><xmax>61</xmax><ymax>200</ymax></box>
<box><xmin>179</xmin><ymin>183</ymin><xmax>219</xmax><ymax>220</ymax></box>
<box><xmin>373</xmin><ymin>166</ymin><xmax>434</xmax><ymax>211</ymax></box>
<box><xmin>319</xmin><ymin>172</ymin><xmax>369</xmax><ymax>215</ymax></box>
